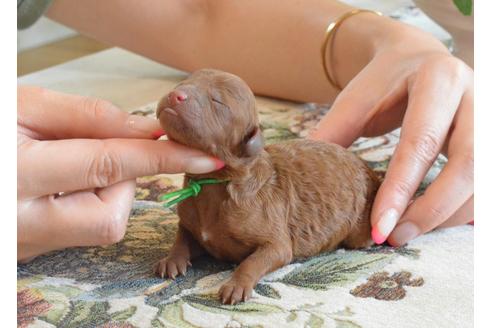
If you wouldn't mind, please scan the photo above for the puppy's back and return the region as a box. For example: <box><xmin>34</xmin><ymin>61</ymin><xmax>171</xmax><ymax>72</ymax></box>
<box><xmin>265</xmin><ymin>139</ymin><xmax>379</xmax><ymax>257</ymax></box>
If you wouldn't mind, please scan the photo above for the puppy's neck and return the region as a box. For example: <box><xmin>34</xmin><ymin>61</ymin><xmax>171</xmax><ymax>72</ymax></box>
<box><xmin>188</xmin><ymin>151</ymin><xmax>275</xmax><ymax>201</ymax></box>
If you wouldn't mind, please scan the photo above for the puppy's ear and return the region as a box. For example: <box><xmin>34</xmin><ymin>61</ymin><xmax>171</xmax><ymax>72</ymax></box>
<box><xmin>243</xmin><ymin>127</ymin><xmax>264</xmax><ymax>157</ymax></box>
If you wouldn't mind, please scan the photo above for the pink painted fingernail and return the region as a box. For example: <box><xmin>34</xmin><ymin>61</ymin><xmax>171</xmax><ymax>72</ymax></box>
<box><xmin>371</xmin><ymin>228</ymin><xmax>386</xmax><ymax>245</ymax></box>
<box><xmin>185</xmin><ymin>157</ymin><xmax>225</xmax><ymax>174</ymax></box>
<box><xmin>185</xmin><ymin>158</ymin><xmax>217</xmax><ymax>174</ymax></box>
<box><xmin>152</xmin><ymin>129</ymin><xmax>166</xmax><ymax>139</ymax></box>
<box><xmin>371</xmin><ymin>208</ymin><xmax>399</xmax><ymax>244</ymax></box>
<box><xmin>389</xmin><ymin>222</ymin><xmax>420</xmax><ymax>246</ymax></box>
<box><xmin>215</xmin><ymin>159</ymin><xmax>225</xmax><ymax>170</ymax></box>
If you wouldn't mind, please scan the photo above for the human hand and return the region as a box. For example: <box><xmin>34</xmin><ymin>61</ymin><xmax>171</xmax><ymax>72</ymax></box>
<box><xmin>18</xmin><ymin>86</ymin><xmax>223</xmax><ymax>261</ymax></box>
<box><xmin>309</xmin><ymin>23</ymin><xmax>473</xmax><ymax>246</ymax></box>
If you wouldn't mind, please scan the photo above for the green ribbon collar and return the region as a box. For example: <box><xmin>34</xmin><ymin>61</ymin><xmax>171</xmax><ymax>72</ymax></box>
<box><xmin>160</xmin><ymin>178</ymin><xmax>229</xmax><ymax>208</ymax></box>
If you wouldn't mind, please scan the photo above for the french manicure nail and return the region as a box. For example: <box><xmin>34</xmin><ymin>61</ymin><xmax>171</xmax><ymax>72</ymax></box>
<box><xmin>127</xmin><ymin>115</ymin><xmax>160</xmax><ymax>134</ymax></box>
<box><xmin>371</xmin><ymin>208</ymin><xmax>399</xmax><ymax>244</ymax></box>
<box><xmin>152</xmin><ymin>129</ymin><xmax>166</xmax><ymax>139</ymax></box>
<box><xmin>215</xmin><ymin>159</ymin><xmax>225</xmax><ymax>170</ymax></box>
<box><xmin>185</xmin><ymin>157</ymin><xmax>221</xmax><ymax>174</ymax></box>
<box><xmin>389</xmin><ymin>221</ymin><xmax>420</xmax><ymax>246</ymax></box>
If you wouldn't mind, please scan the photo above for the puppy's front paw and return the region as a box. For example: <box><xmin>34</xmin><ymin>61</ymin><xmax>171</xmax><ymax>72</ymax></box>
<box><xmin>219</xmin><ymin>278</ymin><xmax>254</xmax><ymax>305</ymax></box>
<box><xmin>154</xmin><ymin>256</ymin><xmax>192</xmax><ymax>279</ymax></box>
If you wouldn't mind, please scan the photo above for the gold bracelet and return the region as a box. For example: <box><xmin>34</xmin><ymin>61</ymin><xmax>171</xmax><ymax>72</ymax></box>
<box><xmin>321</xmin><ymin>9</ymin><xmax>382</xmax><ymax>90</ymax></box>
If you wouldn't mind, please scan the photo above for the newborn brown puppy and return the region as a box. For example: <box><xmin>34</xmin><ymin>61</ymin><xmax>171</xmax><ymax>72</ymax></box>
<box><xmin>155</xmin><ymin>69</ymin><xmax>379</xmax><ymax>304</ymax></box>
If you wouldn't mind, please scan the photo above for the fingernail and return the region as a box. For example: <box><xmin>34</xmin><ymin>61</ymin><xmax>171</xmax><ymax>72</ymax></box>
<box><xmin>127</xmin><ymin>115</ymin><xmax>160</xmax><ymax>134</ymax></box>
<box><xmin>215</xmin><ymin>159</ymin><xmax>225</xmax><ymax>170</ymax></box>
<box><xmin>152</xmin><ymin>129</ymin><xmax>166</xmax><ymax>139</ymax></box>
<box><xmin>185</xmin><ymin>157</ymin><xmax>222</xmax><ymax>174</ymax></box>
<box><xmin>389</xmin><ymin>222</ymin><xmax>420</xmax><ymax>246</ymax></box>
<box><xmin>371</xmin><ymin>208</ymin><xmax>399</xmax><ymax>244</ymax></box>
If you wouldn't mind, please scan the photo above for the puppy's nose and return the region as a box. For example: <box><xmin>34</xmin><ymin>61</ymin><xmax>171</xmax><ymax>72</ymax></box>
<box><xmin>168</xmin><ymin>90</ymin><xmax>188</xmax><ymax>106</ymax></box>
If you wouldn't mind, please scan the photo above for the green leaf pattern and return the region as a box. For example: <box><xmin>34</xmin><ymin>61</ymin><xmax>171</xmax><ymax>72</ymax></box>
<box><xmin>19</xmin><ymin>246</ymin><xmax>421</xmax><ymax>327</ymax></box>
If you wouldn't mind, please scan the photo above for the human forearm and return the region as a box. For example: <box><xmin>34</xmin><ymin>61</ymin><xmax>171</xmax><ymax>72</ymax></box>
<box><xmin>47</xmin><ymin>0</ymin><xmax>405</xmax><ymax>103</ymax></box>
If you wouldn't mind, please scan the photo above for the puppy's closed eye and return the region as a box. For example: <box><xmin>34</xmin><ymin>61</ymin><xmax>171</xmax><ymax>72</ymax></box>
<box><xmin>211</xmin><ymin>96</ymin><xmax>229</xmax><ymax>109</ymax></box>
<box><xmin>211</xmin><ymin>98</ymin><xmax>228</xmax><ymax>108</ymax></box>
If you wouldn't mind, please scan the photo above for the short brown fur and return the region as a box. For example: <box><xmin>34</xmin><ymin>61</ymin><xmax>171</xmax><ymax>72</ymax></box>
<box><xmin>155</xmin><ymin>69</ymin><xmax>379</xmax><ymax>304</ymax></box>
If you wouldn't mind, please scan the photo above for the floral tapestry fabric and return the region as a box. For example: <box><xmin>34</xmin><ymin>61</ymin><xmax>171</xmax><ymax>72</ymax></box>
<box><xmin>17</xmin><ymin>95</ymin><xmax>473</xmax><ymax>328</ymax></box>
<box><xmin>350</xmin><ymin>271</ymin><xmax>424</xmax><ymax>301</ymax></box>
<box><xmin>17</xmin><ymin>7</ymin><xmax>471</xmax><ymax>325</ymax></box>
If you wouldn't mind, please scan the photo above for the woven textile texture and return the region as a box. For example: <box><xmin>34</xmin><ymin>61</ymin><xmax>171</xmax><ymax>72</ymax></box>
<box><xmin>18</xmin><ymin>97</ymin><xmax>473</xmax><ymax>328</ymax></box>
<box><xmin>18</xmin><ymin>4</ymin><xmax>473</xmax><ymax>326</ymax></box>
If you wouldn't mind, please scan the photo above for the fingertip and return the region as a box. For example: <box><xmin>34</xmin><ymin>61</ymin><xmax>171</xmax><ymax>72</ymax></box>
<box><xmin>307</xmin><ymin>123</ymin><xmax>333</xmax><ymax>143</ymax></box>
<box><xmin>386</xmin><ymin>236</ymin><xmax>401</xmax><ymax>247</ymax></box>
<box><xmin>306</xmin><ymin>126</ymin><xmax>322</xmax><ymax>141</ymax></box>
<box><xmin>370</xmin><ymin>208</ymin><xmax>399</xmax><ymax>245</ymax></box>
<box><xmin>185</xmin><ymin>156</ymin><xmax>224</xmax><ymax>174</ymax></box>
<box><xmin>152</xmin><ymin>129</ymin><xmax>166</xmax><ymax>139</ymax></box>
<box><xmin>306</xmin><ymin>124</ymin><xmax>356</xmax><ymax>148</ymax></box>
<box><xmin>388</xmin><ymin>221</ymin><xmax>420</xmax><ymax>246</ymax></box>
<box><xmin>214</xmin><ymin>158</ymin><xmax>225</xmax><ymax>170</ymax></box>
<box><xmin>125</xmin><ymin>114</ymin><xmax>162</xmax><ymax>139</ymax></box>
<box><xmin>371</xmin><ymin>227</ymin><xmax>386</xmax><ymax>245</ymax></box>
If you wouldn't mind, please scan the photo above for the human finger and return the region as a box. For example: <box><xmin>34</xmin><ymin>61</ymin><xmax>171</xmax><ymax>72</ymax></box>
<box><xmin>386</xmin><ymin>148</ymin><xmax>473</xmax><ymax>245</ymax></box>
<box><xmin>18</xmin><ymin>138</ymin><xmax>223</xmax><ymax>198</ymax></box>
<box><xmin>371</xmin><ymin>58</ymin><xmax>469</xmax><ymax>244</ymax></box>
<box><xmin>307</xmin><ymin>69</ymin><xmax>376</xmax><ymax>147</ymax></box>
<box><xmin>436</xmin><ymin>196</ymin><xmax>473</xmax><ymax>229</ymax></box>
<box><xmin>387</xmin><ymin>90</ymin><xmax>473</xmax><ymax>245</ymax></box>
<box><xmin>308</xmin><ymin>62</ymin><xmax>407</xmax><ymax>146</ymax></box>
<box><xmin>18</xmin><ymin>86</ymin><xmax>163</xmax><ymax>140</ymax></box>
<box><xmin>17</xmin><ymin>180</ymin><xmax>136</xmax><ymax>260</ymax></box>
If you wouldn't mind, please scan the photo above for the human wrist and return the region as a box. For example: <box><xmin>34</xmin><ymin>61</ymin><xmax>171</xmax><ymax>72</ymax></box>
<box><xmin>330</xmin><ymin>12</ymin><xmax>404</xmax><ymax>88</ymax></box>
